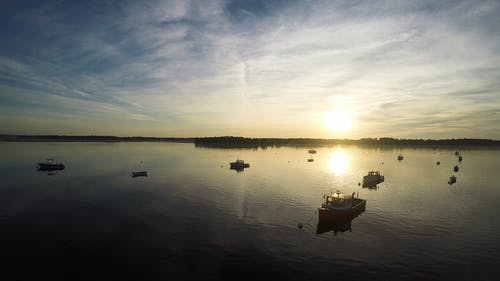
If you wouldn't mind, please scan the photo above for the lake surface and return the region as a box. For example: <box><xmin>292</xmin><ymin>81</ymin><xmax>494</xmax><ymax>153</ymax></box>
<box><xmin>1</xmin><ymin>142</ymin><xmax>499</xmax><ymax>280</ymax></box>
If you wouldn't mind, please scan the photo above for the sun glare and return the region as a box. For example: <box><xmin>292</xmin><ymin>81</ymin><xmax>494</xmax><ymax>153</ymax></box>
<box><xmin>325</xmin><ymin>109</ymin><xmax>352</xmax><ymax>132</ymax></box>
<box><xmin>328</xmin><ymin>149</ymin><xmax>349</xmax><ymax>174</ymax></box>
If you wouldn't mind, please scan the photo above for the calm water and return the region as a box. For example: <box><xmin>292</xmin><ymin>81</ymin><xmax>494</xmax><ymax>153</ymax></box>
<box><xmin>1</xmin><ymin>142</ymin><xmax>499</xmax><ymax>280</ymax></box>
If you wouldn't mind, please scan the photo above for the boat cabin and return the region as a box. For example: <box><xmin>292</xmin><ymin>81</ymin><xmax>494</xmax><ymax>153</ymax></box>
<box><xmin>323</xmin><ymin>191</ymin><xmax>355</xmax><ymax>209</ymax></box>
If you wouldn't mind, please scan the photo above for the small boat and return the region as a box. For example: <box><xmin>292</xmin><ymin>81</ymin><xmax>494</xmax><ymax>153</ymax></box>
<box><xmin>131</xmin><ymin>171</ymin><xmax>148</xmax><ymax>177</ymax></box>
<box><xmin>362</xmin><ymin>171</ymin><xmax>384</xmax><ymax>186</ymax></box>
<box><xmin>453</xmin><ymin>165</ymin><xmax>459</xmax><ymax>172</ymax></box>
<box><xmin>308</xmin><ymin>149</ymin><xmax>317</xmax><ymax>154</ymax></box>
<box><xmin>318</xmin><ymin>190</ymin><xmax>366</xmax><ymax>221</ymax></box>
<box><xmin>37</xmin><ymin>158</ymin><xmax>65</xmax><ymax>171</ymax></box>
<box><xmin>307</xmin><ymin>158</ymin><xmax>314</xmax><ymax>162</ymax></box>
<box><xmin>230</xmin><ymin>158</ymin><xmax>250</xmax><ymax>169</ymax></box>
<box><xmin>455</xmin><ymin>151</ymin><xmax>460</xmax><ymax>156</ymax></box>
<box><xmin>448</xmin><ymin>175</ymin><xmax>457</xmax><ymax>185</ymax></box>
<box><xmin>458</xmin><ymin>155</ymin><xmax>463</xmax><ymax>162</ymax></box>
<box><xmin>397</xmin><ymin>154</ymin><xmax>404</xmax><ymax>161</ymax></box>
<box><xmin>436</xmin><ymin>161</ymin><xmax>440</xmax><ymax>165</ymax></box>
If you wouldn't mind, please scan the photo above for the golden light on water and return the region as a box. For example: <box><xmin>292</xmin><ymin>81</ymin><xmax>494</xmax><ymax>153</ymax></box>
<box><xmin>325</xmin><ymin>109</ymin><xmax>352</xmax><ymax>132</ymax></box>
<box><xmin>328</xmin><ymin>149</ymin><xmax>349</xmax><ymax>174</ymax></box>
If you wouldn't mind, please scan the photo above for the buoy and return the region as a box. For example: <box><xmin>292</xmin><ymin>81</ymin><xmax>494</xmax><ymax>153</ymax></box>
<box><xmin>298</xmin><ymin>222</ymin><xmax>303</xmax><ymax>229</ymax></box>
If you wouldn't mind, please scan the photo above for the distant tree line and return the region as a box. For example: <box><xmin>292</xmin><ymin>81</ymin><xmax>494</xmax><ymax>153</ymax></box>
<box><xmin>194</xmin><ymin>136</ymin><xmax>500</xmax><ymax>148</ymax></box>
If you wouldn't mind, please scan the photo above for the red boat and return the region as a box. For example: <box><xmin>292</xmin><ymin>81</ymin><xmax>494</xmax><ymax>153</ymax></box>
<box><xmin>318</xmin><ymin>190</ymin><xmax>366</xmax><ymax>221</ymax></box>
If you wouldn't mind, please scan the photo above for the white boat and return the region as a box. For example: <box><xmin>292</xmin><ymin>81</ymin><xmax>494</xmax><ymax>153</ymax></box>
<box><xmin>37</xmin><ymin>158</ymin><xmax>65</xmax><ymax>171</ymax></box>
<box><xmin>318</xmin><ymin>190</ymin><xmax>366</xmax><ymax>221</ymax></box>
<box><xmin>131</xmin><ymin>171</ymin><xmax>148</xmax><ymax>177</ymax></box>
<box><xmin>363</xmin><ymin>171</ymin><xmax>384</xmax><ymax>186</ymax></box>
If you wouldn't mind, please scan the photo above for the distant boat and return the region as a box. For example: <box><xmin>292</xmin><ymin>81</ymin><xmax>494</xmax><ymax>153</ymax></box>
<box><xmin>37</xmin><ymin>158</ymin><xmax>65</xmax><ymax>171</ymax></box>
<box><xmin>397</xmin><ymin>154</ymin><xmax>404</xmax><ymax>161</ymax></box>
<box><xmin>362</xmin><ymin>171</ymin><xmax>384</xmax><ymax>187</ymax></box>
<box><xmin>436</xmin><ymin>161</ymin><xmax>440</xmax><ymax>165</ymax></box>
<box><xmin>230</xmin><ymin>158</ymin><xmax>250</xmax><ymax>169</ymax></box>
<box><xmin>448</xmin><ymin>175</ymin><xmax>457</xmax><ymax>185</ymax></box>
<box><xmin>131</xmin><ymin>171</ymin><xmax>148</xmax><ymax>177</ymax></box>
<box><xmin>453</xmin><ymin>165</ymin><xmax>459</xmax><ymax>172</ymax></box>
<box><xmin>455</xmin><ymin>151</ymin><xmax>460</xmax><ymax>156</ymax></box>
<box><xmin>458</xmin><ymin>155</ymin><xmax>463</xmax><ymax>162</ymax></box>
<box><xmin>307</xmin><ymin>158</ymin><xmax>314</xmax><ymax>162</ymax></box>
<box><xmin>318</xmin><ymin>190</ymin><xmax>366</xmax><ymax>221</ymax></box>
<box><xmin>308</xmin><ymin>149</ymin><xmax>317</xmax><ymax>154</ymax></box>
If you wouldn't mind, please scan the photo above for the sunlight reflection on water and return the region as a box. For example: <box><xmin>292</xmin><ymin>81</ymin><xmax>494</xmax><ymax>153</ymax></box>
<box><xmin>328</xmin><ymin>148</ymin><xmax>349</xmax><ymax>174</ymax></box>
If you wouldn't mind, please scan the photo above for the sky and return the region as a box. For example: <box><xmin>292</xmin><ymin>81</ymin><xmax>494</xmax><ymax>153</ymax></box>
<box><xmin>0</xmin><ymin>0</ymin><xmax>499</xmax><ymax>139</ymax></box>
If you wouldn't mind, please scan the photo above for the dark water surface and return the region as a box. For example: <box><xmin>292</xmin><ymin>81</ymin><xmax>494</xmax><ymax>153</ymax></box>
<box><xmin>1</xmin><ymin>142</ymin><xmax>499</xmax><ymax>280</ymax></box>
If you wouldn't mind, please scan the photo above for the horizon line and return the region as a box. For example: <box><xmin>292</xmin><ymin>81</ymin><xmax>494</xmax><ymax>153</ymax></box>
<box><xmin>1</xmin><ymin>134</ymin><xmax>499</xmax><ymax>142</ymax></box>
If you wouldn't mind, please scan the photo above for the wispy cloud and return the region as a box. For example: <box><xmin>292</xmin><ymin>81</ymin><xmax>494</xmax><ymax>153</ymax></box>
<box><xmin>0</xmin><ymin>0</ymin><xmax>499</xmax><ymax>137</ymax></box>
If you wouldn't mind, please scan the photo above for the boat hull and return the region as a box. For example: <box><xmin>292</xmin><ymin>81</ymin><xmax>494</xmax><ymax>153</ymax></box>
<box><xmin>37</xmin><ymin>163</ymin><xmax>65</xmax><ymax>171</ymax></box>
<box><xmin>362</xmin><ymin>179</ymin><xmax>384</xmax><ymax>187</ymax></box>
<box><xmin>230</xmin><ymin>163</ymin><xmax>249</xmax><ymax>168</ymax></box>
<box><xmin>131</xmin><ymin>171</ymin><xmax>148</xmax><ymax>177</ymax></box>
<box><xmin>318</xmin><ymin>199</ymin><xmax>366</xmax><ymax>221</ymax></box>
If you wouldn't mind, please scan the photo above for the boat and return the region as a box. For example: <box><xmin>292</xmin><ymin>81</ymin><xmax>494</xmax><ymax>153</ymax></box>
<box><xmin>131</xmin><ymin>171</ymin><xmax>148</xmax><ymax>177</ymax></box>
<box><xmin>307</xmin><ymin>158</ymin><xmax>314</xmax><ymax>162</ymax></box>
<box><xmin>37</xmin><ymin>158</ymin><xmax>65</xmax><ymax>171</ymax></box>
<box><xmin>455</xmin><ymin>151</ymin><xmax>460</xmax><ymax>156</ymax></box>
<box><xmin>230</xmin><ymin>158</ymin><xmax>250</xmax><ymax>169</ymax></box>
<box><xmin>436</xmin><ymin>161</ymin><xmax>440</xmax><ymax>165</ymax></box>
<box><xmin>448</xmin><ymin>175</ymin><xmax>457</xmax><ymax>185</ymax></box>
<box><xmin>318</xmin><ymin>190</ymin><xmax>366</xmax><ymax>221</ymax></box>
<box><xmin>362</xmin><ymin>171</ymin><xmax>384</xmax><ymax>187</ymax></box>
<box><xmin>458</xmin><ymin>155</ymin><xmax>463</xmax><ymax>162</ymax></box>
<box><xmin>397</xmin><ymin>154</ymin><xmax>404</xmax><ymax>160</ymax></box>
<box><xmin>308</xmin><ymin>149</ymin><xmax>317</xmax><ymax>154</ymax></box>
<box><xmin>453</xmin><ymin>165</ymin><xmax>459</xmax><ymax>172</ymax></box>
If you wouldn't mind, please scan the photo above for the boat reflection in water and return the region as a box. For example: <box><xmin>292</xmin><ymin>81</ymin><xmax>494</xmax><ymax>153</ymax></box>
<box><xmin>316</xmin><ymin>205</ymin><xmax>365</xmax><ymax>235</ymax></box>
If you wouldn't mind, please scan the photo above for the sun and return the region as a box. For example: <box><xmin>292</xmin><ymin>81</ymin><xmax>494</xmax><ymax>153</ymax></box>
<box><xmin>325</xmin><ymin>109</ymin><xmax>352</xmax><ymax>132</ymax></box>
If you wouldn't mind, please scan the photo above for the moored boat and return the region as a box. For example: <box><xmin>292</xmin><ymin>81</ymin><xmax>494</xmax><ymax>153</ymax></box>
<box><xmin>230</xmin><ymin>158</ymin><xmax>250</xmax><ymax>169</ymax></box>
<box><xmin>362</xmin><ymin>170</ymin><xmax>384</xmax><ymax>186</ymax></box>
<box><xmin>318</xmin><ymin>190</ymin><xmax>366</xmax><ymax>221</ymax></box>
<box><xmin>308</xmin><ymin>149</ymin><xmax>317</xmax><ymax>154</ymax></box>
<box><xmin>453</xmin><ymin>165</ymin><xmax>459</xmax><ymax>172</ymax></box>
<box><xmin>448</xmin><ymin>175</ymin><xmax>457</xmax><ymax>185</ymax></box>
<box><xmin>131</xmin><ymin>171</ymin><xmax>148</xmax><ymax>177</ymax></box>
<box><xmin>458</xmin><ymin>155</ymin><xmax>463</xmax><ymax>162</ymax></box>
<box><xmin>397</xmin><ymin>154</ymin><xmax>404</xmax><ymax>160</ymax></box>
<box><xmin>37</xmin><ymin>158</ymin><xmax>65</xmax><ymax>171</ymax></box>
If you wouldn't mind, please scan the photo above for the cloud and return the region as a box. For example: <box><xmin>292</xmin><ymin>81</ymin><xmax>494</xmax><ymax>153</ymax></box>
<box><xmin>1</xmin><ymin>0</ymin><xmax>500</xmax><ymax>137</ymax></box>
